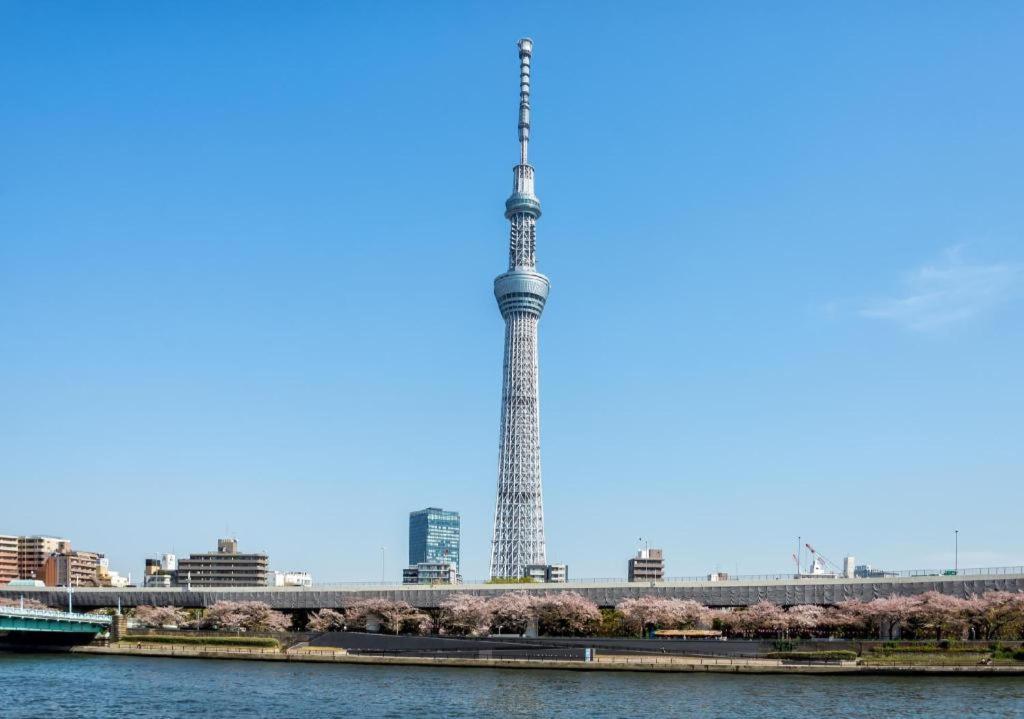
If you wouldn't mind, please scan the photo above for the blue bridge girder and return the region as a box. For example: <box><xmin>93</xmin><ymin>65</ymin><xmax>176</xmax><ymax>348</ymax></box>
<box><xmin>0</xmin><ymin>607</ymin><xmax>111</xmax><ymax>634</ymax></box>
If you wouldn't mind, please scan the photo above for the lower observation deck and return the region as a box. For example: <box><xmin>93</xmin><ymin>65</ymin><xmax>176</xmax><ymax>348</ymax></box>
<box><xmin>494</xmin><ymin>270</ymin><xmax>549</xmax><ymax>317</ymax></box>
<box><xmin>2</xmin><ymin>568</ymin><xmax>1022</xmax><ymax>610</ymax></box>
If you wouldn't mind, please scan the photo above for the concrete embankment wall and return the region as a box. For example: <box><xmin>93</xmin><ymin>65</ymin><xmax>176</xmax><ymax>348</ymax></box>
<box><xmin>69</xmin><ymin>644</ymin><xmax>1024</xmax><ymax>676</ymax></box>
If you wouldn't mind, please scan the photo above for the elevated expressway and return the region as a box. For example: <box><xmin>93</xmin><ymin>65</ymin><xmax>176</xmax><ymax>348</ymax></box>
<box><xmin>2</xmin><ymin>572</ymin><xmax>1022</xmax><ymax>611</ymax></box>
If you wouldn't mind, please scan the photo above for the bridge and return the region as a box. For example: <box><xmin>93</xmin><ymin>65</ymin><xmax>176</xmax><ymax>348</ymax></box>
<box><xmin>2</xmin><ymin>568</ymin><xmax>1022</xmax><ymax>611</ymax></box>
<box><xmin>0</xmin><ymin>606</ymin><xmax>111</xmax><ymax>646</ymax></box>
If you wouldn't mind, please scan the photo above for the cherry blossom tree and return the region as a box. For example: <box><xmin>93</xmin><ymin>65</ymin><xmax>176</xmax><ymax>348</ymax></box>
<box><xmin>707</xmin><ymin>608</ymin><xmax>742</xmax><ymax>636</ymax></box>
<box><xmin>912</xmin><ymin>591</ymin><xmax>968</xmax><ymax>640</ymax></box>
<box><xmin>737</xmin><ymin>601</ymin><xmax>788</xmax><ymax>637</ymax></box>
<box><xmin>344</xmin><ymin>599</ymin><xmax>431</xmax><ymax>635</ymax></box>
<box><xmin>194</xmin><ymin>601</ymin><xmax>243</xmax><ymax>630</ymax></box>
<box><xmin>965</xmin><ymin>591</ymin><xmax>1024</xmax><ymax>640</ymax></box>
<box><xmin>830</xmin><ymin>600</ymin><xmax>872</xmax><ymax>638</ymax></box>
<box><xmin>403</xmin><ymin>609</ymin><xmax>434</xmax><ymax>636</ymax></box>
<box><xmin>438</xmin><ymin>595</ymin><xmax>493</xmax><ymax>637</ymax></box>
<box><xmin>865</xmin><ymin>595</ymin><xmax>921</xmax><ymax>640</ymax></box>
<box><xmin>615</xmin><ymin>597</ymin><xmax>709</xmax><ymax>635</ymax></box>
<box><xmin>195</xmin><ymin>601</ymin><xmax>291</xmax><ymax>632</ymax></box>
<box><xmin>133</xmin><ymin>605</ymin><xmax>188</xmax><ymax>628</ymax></box>
<box><xmin>487</xmin><ymin>592</ymin><xmax>536</xmax><ymax>635</ymax></box>
<box><xmin>0</xmin><ymin>597</ymin><xmax>49</xmax><ymax>610</ymax></box>
<box><xmin>534</xmin><ymin>592</ymin><xmax>601</xmax><ymax>636</ymax></box>
<box><xmin>306</xmin><ymin>608</ymin><xmax>347</xmax><ymax>632</ymax></box>
<box><xmin>785</xmin><ymin>604</ymin><xmax>828</xmax><ymax>637</ymax></box>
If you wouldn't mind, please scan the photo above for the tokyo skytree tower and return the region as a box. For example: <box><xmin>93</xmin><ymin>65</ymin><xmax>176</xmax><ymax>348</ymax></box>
<box><xmin>489</xmin><ymin>38</ymin><xmax>549</xmax><ymax>579</ymax></box>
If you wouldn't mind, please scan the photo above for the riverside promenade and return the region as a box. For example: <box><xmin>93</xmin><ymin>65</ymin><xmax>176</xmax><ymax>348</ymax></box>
<box><xmin>69</xmin><ymin>643</ymin><xmax>1024</xmax><ymax>676</ymax></box>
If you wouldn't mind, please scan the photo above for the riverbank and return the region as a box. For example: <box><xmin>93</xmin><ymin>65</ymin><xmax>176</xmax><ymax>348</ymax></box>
<box><xmin>69</xmin><ymin>643</ymin><xmax>1024</xmax><ymax>675</ymax></box>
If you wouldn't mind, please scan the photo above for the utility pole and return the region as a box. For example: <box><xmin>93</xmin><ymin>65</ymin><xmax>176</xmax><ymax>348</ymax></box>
<box><xmin>955</xmin><ymin>529</ymin><xmax>959</xmax><ymax>574</ymax></box>
<box><xmin>380</xmin><ymin>546</ymin><xmax>386</xmax><ymax>583</ymax></box>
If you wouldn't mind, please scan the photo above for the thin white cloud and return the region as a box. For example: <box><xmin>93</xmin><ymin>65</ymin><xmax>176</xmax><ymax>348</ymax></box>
<box><xmin>860</xmin><ymin>246</ymin><xmax>1021</xmax><ymax>332</ymax></box>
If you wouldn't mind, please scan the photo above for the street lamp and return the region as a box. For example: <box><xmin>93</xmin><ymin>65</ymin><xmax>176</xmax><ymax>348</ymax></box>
<box><xmin>955</xmin><ymin>530</ymin><xmax>959</xmax><ymax>574</ymax></box>
<box><xmin>380</xmin><ymin>546</ymin><xmax>386</xmax><ymax>584</ymax></box>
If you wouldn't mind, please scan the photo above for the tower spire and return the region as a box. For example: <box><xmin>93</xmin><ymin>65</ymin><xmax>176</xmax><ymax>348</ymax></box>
<box><xmin>517</xmin><ymin>38</ymin><xmax>532</xmax><ymax>164</ymax></box>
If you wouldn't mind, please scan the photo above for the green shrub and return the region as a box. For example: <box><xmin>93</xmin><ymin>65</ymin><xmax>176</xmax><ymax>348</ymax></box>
<box><xmin>766</xmin><ymin>651</ymin><xmax>857</xmax><ymax>662</ymax></box>
<box><xmin>1014</xmin><ymin>650</ymin><xmax>1024</xmax><ymax>662</ymax></box>
<box><xmin>771</xmin><ymin>640</ymin><xmax>795</xmax><ymax>652</ymax></box>
<box><xmin>598</xmin><ymin>609</ymin><xmax>628</xmax><ymax>637</ymax></box>
<box><xmin>124</xmin><ymin>634</ymin><xmax>279</xmax><ymax>649</ymax></box>
<box><xmin>871</xmin><ymin>643</ymin><xmax>979</xmax><ymax>655</ymax></box>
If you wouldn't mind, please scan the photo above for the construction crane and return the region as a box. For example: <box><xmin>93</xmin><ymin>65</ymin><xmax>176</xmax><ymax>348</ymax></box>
<box><xmin>804</xmin><ymin>543</ymin><xmax>843</xmax><ymax>576</ymax></box>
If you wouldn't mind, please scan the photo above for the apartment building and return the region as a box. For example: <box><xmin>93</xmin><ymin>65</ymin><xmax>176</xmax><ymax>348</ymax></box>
<box><xmin>628</xmin><ymin>548</ymin><xmax>665</xmax><ymax>582</ymax></box>
<box><xmin>0</xmin><ymin>535</ymin><xmax>18</xmax><ymax>584</ymax></box>
<box><xmin>17</xmin><ymin>536</ymin><xmax>71</xmax><ymax>580</ymax></box>
<box><xmin>176</xmin><ymin>538</ymin><xmax>269</xmax><ymax>587</ymax></box>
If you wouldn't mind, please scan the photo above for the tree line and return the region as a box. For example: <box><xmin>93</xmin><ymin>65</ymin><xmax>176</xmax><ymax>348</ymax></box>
<box><xmin>120</xmin><ymin>589</ymin><xmax>1024</xmax><ymax>640</ymax></box>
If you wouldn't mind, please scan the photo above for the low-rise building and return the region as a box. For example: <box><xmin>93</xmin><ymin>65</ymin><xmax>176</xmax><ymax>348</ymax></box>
<box><xmin>628</xmin><ymin>548</ymin><xmax>664</xmax><ymax>582</ymax></box>
<box><xmin>269</xmin><ymin>571</ymin><xmax>312</xmax><ymax>587</ymax></box>
<box><xmin>144</xmin><ymin>556</ymin><xmax>177</xmax><ymax>587</ymax></box>
<box><xmin>176</xmin><ymin>538</ymin><xmax>269</xmax><ymax>587</ymax></box>
<box><xmin>524</xmin><ymin>564</ymin><xmax>548</xmax><ymax>582</ymax></box>
<box><xmin>97</xmin><ymin>557</ymin><xmax>129</xmax><ymax>587</ymax></box>
<box><xmin>402</xmin><ymin>561</ymin><xmax>458</xmax><ymax>585</ymax></box>
<box><xmin>524</xmin><ymin>563</ymin><xmax>568</xmax><ymax>583</ymax></box>
<box><xmin>144</xmin><ymin>574</ymin><xmax>172</xmax><ymax>588</ymax></box>
<box><xmin>546</xmin><ymin>563</ymin><xmax>568</xmax><ymax>583</ymax></box>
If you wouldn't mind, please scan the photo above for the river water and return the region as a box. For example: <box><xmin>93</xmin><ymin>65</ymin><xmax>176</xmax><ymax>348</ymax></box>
<box><xmin>1</xmin><ymin>653</ymin><xmax>1022</xmax><ymax>718</ymax></box>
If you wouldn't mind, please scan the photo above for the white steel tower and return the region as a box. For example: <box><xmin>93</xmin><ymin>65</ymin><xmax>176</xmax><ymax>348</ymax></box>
<box><xmin>489</xmin><ymin>38</ymin><xmax>549</xmax><ymax>579</ymax></box>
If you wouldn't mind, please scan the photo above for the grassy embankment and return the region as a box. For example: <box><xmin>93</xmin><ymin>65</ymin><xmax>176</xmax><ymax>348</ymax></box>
<box><xmin>860</xmin><ymin>642</ymin><xmax>1024</xmax><ymax>666</ymax></box>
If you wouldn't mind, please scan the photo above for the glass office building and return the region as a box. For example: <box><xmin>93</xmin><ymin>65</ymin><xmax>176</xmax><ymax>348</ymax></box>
<box><xmin>408</xmin><ymin>507</ymin><xmax>460</xmax><ymax>570</ymax></box>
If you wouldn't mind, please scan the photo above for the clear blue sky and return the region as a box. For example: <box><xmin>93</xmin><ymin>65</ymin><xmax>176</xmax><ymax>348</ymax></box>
<box><xmin>2</xmin><ymin>2</ymin><xmax>1021</xmax><ymax>583</ymax></box>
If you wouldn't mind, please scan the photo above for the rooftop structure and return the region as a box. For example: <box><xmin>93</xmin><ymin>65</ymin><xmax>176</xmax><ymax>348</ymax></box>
<box><xmin>490</xmin><ymin>38</ymin><xmax>550</xmax><ymax>579</ymax></box>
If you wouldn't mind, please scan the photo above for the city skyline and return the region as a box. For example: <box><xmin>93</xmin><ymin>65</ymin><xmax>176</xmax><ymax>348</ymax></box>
<box><xmin>2</xmin><ymin>4</ymin><xmax>1022</xmax><ymax>583</ymax></box>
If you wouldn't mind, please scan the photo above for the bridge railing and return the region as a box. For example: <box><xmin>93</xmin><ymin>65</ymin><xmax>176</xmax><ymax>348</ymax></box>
<box><xmin>0</xmin><ymin>606</ymin><xmax>112</xmax><ymax>624</ymax></box>
<box><xmin>306</xmin><ymin>565</ymin><xmax>1024</xmax><ymax>588</ymax></box>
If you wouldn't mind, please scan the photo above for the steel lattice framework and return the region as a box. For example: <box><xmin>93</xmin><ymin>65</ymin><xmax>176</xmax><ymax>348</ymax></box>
<box><xmin>489</xmin><ymin>38</ymin><xmax>550</xmax><ymax>579</ymax></box>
